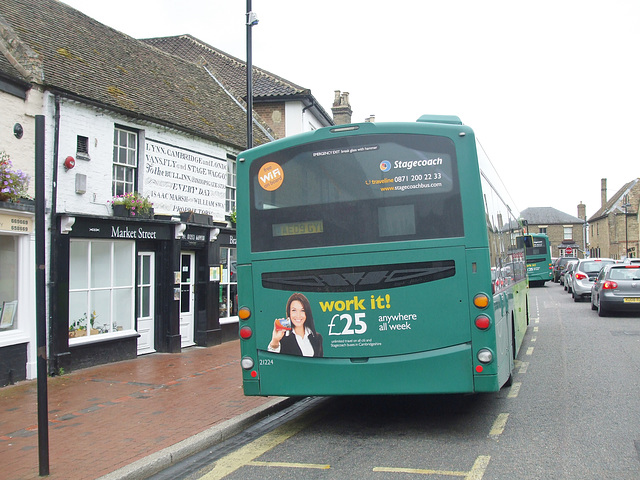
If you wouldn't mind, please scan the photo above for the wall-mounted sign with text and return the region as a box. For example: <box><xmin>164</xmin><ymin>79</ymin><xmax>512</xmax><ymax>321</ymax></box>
<box><xmin>0</xmin><ymin>213</ymin><xmax>33</xmax><ymax>234</ymax></box>
<box><xmin>144</xmin><ymin>139</ymin><xmax>227</xmax><ymax>220</ymax></box>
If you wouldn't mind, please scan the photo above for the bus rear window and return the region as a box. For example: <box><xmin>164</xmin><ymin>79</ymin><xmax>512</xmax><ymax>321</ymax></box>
<box><xmin>250</xmin><ymin>133</ymin><xmax>463</xmax><ymax>251</ymax></box>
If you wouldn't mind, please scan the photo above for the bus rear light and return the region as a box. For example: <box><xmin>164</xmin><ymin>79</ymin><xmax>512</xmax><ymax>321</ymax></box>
<box><xmin>475</xmin><ymin>315</ymin><xmax>491</xmax><ymax>330</ymax></box>
<box><xmin>575</xmin><ymin>273</ymin><xmax>587</xmax><ymax>280</ymax></box>
<box><xmin>239</xmin><ymin>306</ymin><xmax>251</xmax><ymax>320</ymax></box>
<box><xmin>251</xmin><ymin>370</ymin><xmax>258</xmax><ymax>378</ymax></box>
<box><xmin>475</xmin><ymin>365</ymin><xmax>484</xmax><ymax>373</ymax></box>
<box><xmin>473</xmin><ymin>293</ymin><xmax>489</xmax><ymax>309</ymax></box>
<box><xmin>239</xmin><ymin>326</ymin><xmax>253</xmax><ymax>339</ymax></box>
<box><xmin>477</xmin><ymin>349</ymin><xmax>493</xmax><ymax>364</ymax></box>
<box><xmin>603</xmin><ymin>281</ymin><xmax>618</xmax><ymax>290</ymax></box>
<box><xmin>241</xmin><ymin>356</ymin><xmax>255</xmax><ymax>370</ymax></box>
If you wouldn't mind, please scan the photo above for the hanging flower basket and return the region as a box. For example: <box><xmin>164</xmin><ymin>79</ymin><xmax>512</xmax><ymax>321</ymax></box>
<box><xmin>111</xmin><ymin>192</ymin><xmax>154</xmax><ymax>218</ymax></box>
<box><xmin>1</xmin><ymin>151</ymin><xmax>30</xmax><ymax>203</ymax></box>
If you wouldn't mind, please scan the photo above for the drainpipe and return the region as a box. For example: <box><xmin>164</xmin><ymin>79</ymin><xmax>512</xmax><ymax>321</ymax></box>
<box><xmin>48</xmin><ymin>94</ymin><xmax>61</xmax><ymax>375</ymax></box>
<box><xmin>52</xmin><ymin>95</ymin><xmax>60</xmax><ymax>216</ymax></box>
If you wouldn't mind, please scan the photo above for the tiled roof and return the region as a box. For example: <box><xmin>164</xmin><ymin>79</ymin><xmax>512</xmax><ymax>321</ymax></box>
<box><xmin>143</xmin><ymin>35</ymin><xmax>334</xmax><ymax>124</ymax></box>
<box><xmin>143</xmin><ymin>35</ymin><xmax>304</xmax><ymax>98</ymax></box>
<box><xmin>588</xmin><ymin>178</ymin><xmax>639</xmax><ymax>222</ymax></box>
<box><xmin>0</xmin><ymin>0</ymin><xmax>271</xmax><ymax>148</ymax></box>
<box><xmin>520</xmin><ymin>207</ymin><xmax>585</xmax><ymax>225</ymax></box>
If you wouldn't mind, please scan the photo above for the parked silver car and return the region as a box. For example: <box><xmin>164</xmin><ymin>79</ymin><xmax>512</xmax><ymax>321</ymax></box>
<box><xmin>591</xmin><ymin>263</ymin><xmax>640</xmax><ymax>316</ymax></box>
<box><xmin>571</xmin><ymin>258</ymin><xmax>615</xmax><ymax>302</ymax></box>
<box><xmin>563</xmin><ymin>260</ymin><xmax>579</xmax><ymax>292</ymax></box>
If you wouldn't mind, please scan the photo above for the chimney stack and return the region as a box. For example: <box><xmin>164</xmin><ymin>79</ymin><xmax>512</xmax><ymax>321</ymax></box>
<box><xmin>601</xmin><ymin>178</ymin><xmax>607</xmax><ymax>208</ymax></box>
<box><xmin>577</xmin><ymin>202</ymin><xmax>586</xmax><ymax>220</ymax></box>
<box><xmin>332</xmin><ymin>90</ymin><xmax>352</xmax><ymax>125</ymax></box>
<box><xmin>364</xmin><ymin>115</ymin><xmax>376</xmax><ymax>123</ymax></box>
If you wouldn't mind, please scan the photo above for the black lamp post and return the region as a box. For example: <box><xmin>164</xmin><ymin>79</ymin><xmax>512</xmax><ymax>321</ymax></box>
<box><xmin>246</xmin><ymin>1</ymin><xmax>258</xmax><ymax>149</ymax></box>
<box><xmin>623</xmin><ymin>195</ymin><xmax>631</xmax><ymax>259</ymax></box>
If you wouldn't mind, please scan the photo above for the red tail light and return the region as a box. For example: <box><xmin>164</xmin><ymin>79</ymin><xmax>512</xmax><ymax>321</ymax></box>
<box><xmin>475</xmin><ymin>315</ymin><xmax>491</xmax><ymax>330</ymax></box>
<box><xmin>602</xmin><ymin>281</ymin><xmax>618</xmax><ymax>290</ymax></box>
<box><xmin>239</xmin><ymin>326</ymin><xmax>253</xmax><ymax>339</ymax></box>
<box><xmin>575</xmin><ymin>273</ymin><xmax>587</xmax><ymax>280</ymax></box>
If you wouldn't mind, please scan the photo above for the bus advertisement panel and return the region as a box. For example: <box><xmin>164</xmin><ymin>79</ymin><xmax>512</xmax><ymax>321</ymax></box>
<box><xmin>237</xmin><ymin>116</ymin><xmax>528</xmax><ymax>396</ymax></box>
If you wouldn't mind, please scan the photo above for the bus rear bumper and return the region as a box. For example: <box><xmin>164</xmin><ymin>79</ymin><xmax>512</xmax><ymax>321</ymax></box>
<box><xmin>246</xmin><ymin>343</ymin><xmax>478</xmax><ymax>396</ymax></box>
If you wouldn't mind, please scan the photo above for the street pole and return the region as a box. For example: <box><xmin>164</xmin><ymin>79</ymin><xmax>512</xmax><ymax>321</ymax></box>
<box><xmin>624</xmin><ymin>200</ymin><xmax>630</xmax><ymax>259</ymax></box>
<box><xmin>35</xmin><ymin>115</ymin><xmax>50</xmax><ymax>476</ymax></box>
<box><xmin>246</xmin><ymin>1</ymin><xmax>258</xmax><ymax>149</ymax></box>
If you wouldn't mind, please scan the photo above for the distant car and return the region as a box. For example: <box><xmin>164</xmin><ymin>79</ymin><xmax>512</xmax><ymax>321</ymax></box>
<box><xmin>622</xmin><ymin>258</ymin><xmax>640</xmax><ymax>265</ymax></box>
<box><xmin>571</xmin><ymin>258</ymin><xmax>615</xmax><ymax>302</ymax></box>
<box><xmin>591</xmin><ymin>263</ymin><xmax>640</xmax><ymax>316</ymax></box>
<box><xmin>553</xmin><ymin>257</ymin><xmax>578</xmax><ymax>283</ymax></box>
<box><xmin>563</xmin><ymin>260</ymin><xmax>579</xmax><ymax>291</ymax></box>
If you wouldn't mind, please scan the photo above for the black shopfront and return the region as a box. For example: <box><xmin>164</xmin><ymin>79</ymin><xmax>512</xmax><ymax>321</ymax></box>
<box><xmin>50</xmin><ymin>214</ymin><xmax>233</xmax><ymax>373</ymax></box>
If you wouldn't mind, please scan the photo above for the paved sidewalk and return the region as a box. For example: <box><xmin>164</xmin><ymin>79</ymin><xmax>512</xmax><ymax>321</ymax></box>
<box><xmin>0</xmin><ymin>340</ymin><xmax>288</xmax><ymax>480</ymax></box>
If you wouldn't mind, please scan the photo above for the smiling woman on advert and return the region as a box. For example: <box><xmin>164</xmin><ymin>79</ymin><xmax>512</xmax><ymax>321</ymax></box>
<box><xmin>267</xmin><ymin>293</ymin><xmax>323</xmax><ymax>357</ymax></box>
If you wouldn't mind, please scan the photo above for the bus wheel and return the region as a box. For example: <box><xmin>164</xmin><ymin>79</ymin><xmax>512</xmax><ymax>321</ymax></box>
<box><xmin>504</xmin><ymin>372</ymin><xmax>514</xmax><ymax>387</ymax></box>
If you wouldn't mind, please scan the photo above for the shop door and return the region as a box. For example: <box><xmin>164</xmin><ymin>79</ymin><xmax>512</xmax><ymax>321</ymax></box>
<box><xmin>136</xmin><ymin>252</ymin><xmax>156</xmax><ymax>355</ymax></box>
<box><xmin>180</xmin><ymin>252</ymin><xmax>195</xmax><ymax>347</ymax></box>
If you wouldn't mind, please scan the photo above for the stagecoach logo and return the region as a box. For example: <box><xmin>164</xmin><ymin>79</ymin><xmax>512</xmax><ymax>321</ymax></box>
<box><xmin>262</xmin><ymin>260</ymin><xmax>455</xmax><ymax>292</ymax></box>
<box><xmin>380</xmin><ymin>160</ymin><xmax>392</xmax><ymax>172</ymax></box>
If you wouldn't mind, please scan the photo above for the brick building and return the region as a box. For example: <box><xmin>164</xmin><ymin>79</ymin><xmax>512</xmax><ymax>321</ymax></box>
<box><xmin>588</xmin><ymin>178</ymin><xmax>640</xmax><ymax>260</ymax></box>
<box><xmin>0</xmin><ymin>0</ymin><xmax>341</xmax><ymax>382</ymax></box>
<box><xmin>520</xmin><ymin>206</ymin><xmax>587</xmax><ymax>259</ymax></box>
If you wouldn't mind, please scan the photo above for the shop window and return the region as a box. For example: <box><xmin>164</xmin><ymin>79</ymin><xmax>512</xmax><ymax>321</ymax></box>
<box><xmin>219</xmin><ymin>247</ymin><xmax>237</xmax><ymax>321</ymax></box>
<box><xmin>0</xmin><ymin>236</ymin><xmax>18</xmax><ymax>331</ymax></box>
<box><xmin>112</xmin><ymin>127</ymin><xmax>138</xmax><ymax>196</ymax></box>
<box><xmin>69</xmin><ymin>239</ymin><xmax>135</xmax><ymax>340</ymax></box>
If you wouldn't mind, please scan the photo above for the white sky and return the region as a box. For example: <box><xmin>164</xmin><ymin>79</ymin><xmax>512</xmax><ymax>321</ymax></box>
<box><xmin>62</xmin><ymin>0</ymin><xmax>640</xmax><ymax>219</ymax></box>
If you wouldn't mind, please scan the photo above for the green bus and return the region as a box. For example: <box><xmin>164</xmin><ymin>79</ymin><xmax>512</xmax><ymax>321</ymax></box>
<box><xmin>237</xmin><ymin>115</ymin><xmax>529</xmax><ymax>396</ymax></box>
<box><xmin>519</xmin><ymin>233</ymin><xmax>553</xmax><ymax>287</ymax></box>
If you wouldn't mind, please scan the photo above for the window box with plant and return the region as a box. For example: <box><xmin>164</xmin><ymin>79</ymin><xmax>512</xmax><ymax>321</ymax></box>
<box><xmin>0</xmin><ymin>151</ymin><xmax>30</xmax><ymax>203</ymax></box>
<box><xmin>110</xmin><ymin>192</ymin><xmax>154</xmax><ymax>218</ymax></box>
<box><xmin>69</xmin><ymin>310</ymin><xmax>109</xmax><ymax>338</ymax></box>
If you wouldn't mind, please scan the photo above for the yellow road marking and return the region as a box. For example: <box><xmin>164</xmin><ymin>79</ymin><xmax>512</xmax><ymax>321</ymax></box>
<box><xmin>374</xmin><ymin>466</ymin><xmax>468</xmax><ymax>476</ymax></box>
<box><xmin>200</xmin><ymin>411</ymin><xmax>324</xmax><ymax>479</ymax></box>
<box><xmin>518</xmin><ymin>361</ymin><xmax>529</xmax><ymax>373</ymax></box>
<box><xmin>507</xmin><ymin>382</ymin><xmax>521</xmax><ymax>398</ymax></box>
<box><xmin>374</xmin><ymin>455</ymin><xmax>490</xmax><ymax>479</ymax></box>
<box><xmin>489</xmin><ymin>413</ymin><xmax>509</xmax><ymax>437</ymax></box>
<box><xmin>526</xmin><ymin>347</ymin><xmax>534</xmax><ymax>355</ymax></box>
<box><xmin>467</xmin><ymin>456</ymin><xmax>491</xmax><ymax>480</ymax></box>
<box><xmin>531</xmin><ymin>336</ymin><xmax>537</xmax><ymax>342</ymax></box>
<box><xmin>533</xmin><ymin>326</ymin><xmax>539</xmax><ymax>332</ymax></box>
<box><xmin>248</xmin><ymin>461</ymin><xmax>330</xmax><ymax>469</ymax></box>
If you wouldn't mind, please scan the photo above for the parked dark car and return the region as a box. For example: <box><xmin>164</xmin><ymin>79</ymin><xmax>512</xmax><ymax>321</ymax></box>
<box><xmin>553</xmin><ymin>256</ymin><xmax>578</xmax><ymax>282</ymax></box>
<box><xmin>591</xmin><ymin>263</ymin><xmax>640</xmax><ymax>316</ymax></box>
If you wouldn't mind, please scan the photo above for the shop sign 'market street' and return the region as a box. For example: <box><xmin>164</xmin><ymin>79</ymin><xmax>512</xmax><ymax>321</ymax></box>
<box><xmin>111</xmin><ymin>225</ymin><xmax>157</xmax><ymax>239</ymax></box>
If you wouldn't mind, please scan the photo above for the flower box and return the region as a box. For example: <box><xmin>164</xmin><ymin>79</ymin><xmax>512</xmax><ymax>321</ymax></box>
<box><xmin>111</xmin><ymin>192</ymin><xmax>154</xmax><ymax>218</ymax></box>
<box><xmin>113</xmin><ymin>203</ymin><xmax>154</xmax><ymax>219</ymax></box>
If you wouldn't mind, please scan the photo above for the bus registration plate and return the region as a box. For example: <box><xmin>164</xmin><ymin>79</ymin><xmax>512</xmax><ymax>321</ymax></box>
<box><xmin>623</xmin><ymin>298</ymin><xmax>640</xmax><ymax>303</ymax></box>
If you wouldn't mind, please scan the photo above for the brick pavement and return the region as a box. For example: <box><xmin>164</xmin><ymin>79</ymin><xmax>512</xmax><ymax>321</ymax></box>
<box><xmin>0</xmin><ymin>340</ymin><xmax>278</xmax><ymax>480</ymax></box>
